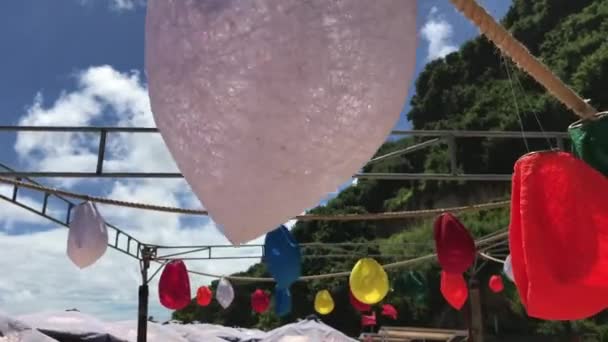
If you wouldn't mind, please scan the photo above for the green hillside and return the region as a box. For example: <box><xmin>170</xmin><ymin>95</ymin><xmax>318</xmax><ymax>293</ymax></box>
<box><xmin>174</xmin><ymin>0</ymin><xmax>608</xmax><ymax>339</ymax></box>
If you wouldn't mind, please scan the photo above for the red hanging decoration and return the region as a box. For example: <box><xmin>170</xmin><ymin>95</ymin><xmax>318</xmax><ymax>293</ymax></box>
<box><xmin>488</xmin><ymin>275</ymin><xmax>504</xmax><ymax>293</ymax></box>
<box><xmin>361</xmin><ymin>311</ymin><xmax>377</xmax><ymax>327</ymax></box>
<box><xmin>381</xmin><ymin>304</ymin><xmax>398</xmax><ymax>320</ymax></box>
<box><xmin>158</xmin><ymin>260</ymin><xmax>191</xmax><ymax>310</ymax></box>
<box><xmin>440</xmin><ymin>271</ymin><xmax>468</xmax><ymax>310</ymax></box>
<box><xmin>349</xmin><ymin>289</ymin><xmax>372</xmax><ymax>312</ymax></box>
<box><xmin>434</xmin><ymin>213</ymin><xmax>476</xmax><ymax>274</ymax></box>
<box><xmin>251</xmin><ymin>289</ymin><xmax>270</xmax><ymax>313</ymax></box>
<box><xmin>510</xmin><ymin>151</ymin><xmax>608</xmax><ymax>320</ymax></box>
<box><xmin>196</xmin><ymin>286</ymin><xmax>213</xmax><ymax>307</ymax></box>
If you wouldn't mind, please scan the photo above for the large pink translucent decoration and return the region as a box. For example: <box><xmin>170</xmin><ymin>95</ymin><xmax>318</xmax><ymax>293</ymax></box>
<box><xmin>146</xmin><ymin>0</ymin><xmax>417</xmax><ymax>244</ymax></box>
<box><xmin>67</xmin><ymin>202</ymin><xmax>108</xmax><ymax>268</ymax></box>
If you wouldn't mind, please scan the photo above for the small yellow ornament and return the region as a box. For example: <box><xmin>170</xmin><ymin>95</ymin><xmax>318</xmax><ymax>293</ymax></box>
<box><xmin>314</xmin><ymin>290</ymin><xmax>335</xmax><ymax>315</ymax></box>
<box><xmin>349</xmin><ymin>258</ymin><xmax>389</xmax><ymax>304</ymax></box>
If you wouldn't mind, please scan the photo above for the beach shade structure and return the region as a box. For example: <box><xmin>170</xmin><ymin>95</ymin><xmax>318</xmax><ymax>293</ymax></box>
<box><xmin>350</xmin><ymin>258</ymin><xmax>389</xmax><ymax>305</ymax></box>
<box><xmin>440</xmin><ymin>271</ymin><xmax>468</xmax><ymax>310</ymax></box>
<box><xmin>274</xmin><ymin>287</ymin><xmax>292</xmax><ymax>317</ymax></box>
<box><xmin>569</xmin><ymin>113</ymin><xmax>608</xmax><ymax>176</ymax></box>
<box><xmin>509</xmin><ymin>151</ymin><xmax>608</xmax><ymax>320</ymax></box>
<box><xmin>264</xmin><ymin>225</ymin><xmax>301</xmax><ymax>288</ymax></box>
<box><xmin>503</xmin><ymin>255</ymin><xmax>514</xmax><ymax>282</ymax></box>
<box><xmin>434</xmin><ymin>213</ymin><xmax>476</xmax><ymax>274</ymax></box>
<box><xmin>158</xmin><ymin>260</ymin><xmax>191</xmax><ymax>310</ymax></box>
<box><xmin>361</xmin><ymin>312</ymin><xmax>377</xmax><ymax>328</ymax></box>
<box><xmin>251</xmin><ymin>289</ymin><xmax>271</xmax><ymax>314</ymax></box>
<box><xmin>67</xmin><ymin>201</ymin><xmax>108</xmax><ymax>269</ymax></box>
<box><xmin>196</xmin><ymin>286</ymin><xmax>213</xmax><ymax>307</ymax></box>
<box><xmin>145</xmin><ymin>0</ymin><xmax>418</xmax><ymax>244</ymax></box>
<box><xmin>349</xmin><ymin>289</ymin><xmax>372</xmax><ymax>312</ymax></box>
<box><xmin>314</xmin><ymin>290</ymin><xmax>335</xmax><ymax>315</ymax></box>
<box><xmin>216</xmin><ymin>278</ymin><xmax>235</xmax><ymax>309</ymax></box>
<box><xmin>381</xmin><ymin>304</ymin><xmax>398</xmax><ymax>320</ymax></box>
<box><xmin>488</xmin><ymin>275</ymin><xmax>504</xmax><ymax>293</ymax></box>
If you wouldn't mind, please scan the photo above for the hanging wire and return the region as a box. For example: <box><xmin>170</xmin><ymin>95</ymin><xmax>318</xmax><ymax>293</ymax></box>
<box><xmin>503</xmin><ymin>55</ymin><xmax>530</xmax><ymax>152</ymax></box>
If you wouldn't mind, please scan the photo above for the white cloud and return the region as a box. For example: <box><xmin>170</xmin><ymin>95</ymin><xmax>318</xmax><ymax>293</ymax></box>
<box><xmin>2</xmin><ymin>65</ymin><xmax>272</xmax><ymax>322</ymax></box>
<box><xmin>420</xmin><ymin>6</ymin><xmax>458</xmax><ymax>61</ymax></box>
<box><xmin>78</xmin><ymin>0</ymin><xmax>145</xmax><ymax>12</ymax></box>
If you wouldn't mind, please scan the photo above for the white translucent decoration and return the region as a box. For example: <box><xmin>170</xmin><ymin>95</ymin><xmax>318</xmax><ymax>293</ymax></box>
<box><xmin>146</xmin><ymin>0</ymin><xmax>417</xmax><ymax>244</ymax></box>
<box><xmin>503</xmin><ymin>255</ymin><xmax>514</xmax><ymax>282</ymax></box>
<box><xmin>67</xmin><ymin>202</ymin><xmax>108</xmax><ymax>268</ymax></box>
<box><xmin>216</xmin><ymin>278</ymin><xmax>235</xmax><ymax>309</ymax></box>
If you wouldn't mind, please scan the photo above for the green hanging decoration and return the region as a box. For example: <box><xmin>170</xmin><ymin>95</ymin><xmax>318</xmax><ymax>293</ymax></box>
<box><xmin>568</xmin><ymin>113</ymin><xmax>608</xmax><ymax>177</ymax></box>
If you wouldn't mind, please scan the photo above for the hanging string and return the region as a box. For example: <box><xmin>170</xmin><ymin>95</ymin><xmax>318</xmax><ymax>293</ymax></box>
<box><xmin>449</xmin><ymin>0</ymin><xmax>597</xmax><ymax>119</ymax></box>
<box><xmin>503</xmin><ymin>55</ymin><xmax>530</xmax><ymax>152</ymax></box>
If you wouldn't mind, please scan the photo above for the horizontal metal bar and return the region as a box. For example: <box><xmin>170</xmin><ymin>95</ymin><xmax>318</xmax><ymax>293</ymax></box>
<box><xmin>152</xmin><ymin>241</ymin><xmax>429</xmax><ymax>249</ymax></box>
<box><xmin>354</xmin><ymin>173</ymin><xmax>512</xmax><ymax>181</ymax></box>
<box><xmin>155</xmin><ymin>254</ymin><xmax>405</xmax><ymax>261</ymax></box>
<box><xmin>0</xmin><ymin>171</ymin><xmax>183</xmax><ymax>178</ymax></box>
<box><xmin>0</xmin><ymin>125</ymin><xmax>570</xmax><ymax>139</ymax></box>
<box><xmin>366</xmin><ymin>138</ymin><xmax>441</xmax><ymax>166</ymax></box>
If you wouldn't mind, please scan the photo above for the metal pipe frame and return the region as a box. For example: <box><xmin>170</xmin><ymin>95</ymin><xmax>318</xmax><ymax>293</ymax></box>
<box><xmin>0</xmin><ymin>126</ymin><xmax>569</xmax><ymax>180</ymax></box>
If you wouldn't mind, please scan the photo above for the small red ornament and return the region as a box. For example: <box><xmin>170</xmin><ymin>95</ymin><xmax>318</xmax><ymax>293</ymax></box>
<box><xmin>434</xmin><ymin>213</ymin><xmax>476</xmax><ymax>274</ymax></box>
<box><xmin>381</xmin><ymin>304</ymin><xmax>398</xmax><ymax>320</ymax></box>
<box><xmin>251</xmin><ymin>289</ymin><xmax>270</xmax><ymax>313</ymax></box>
<box><xmin>488</xmin><ymin>275</ymin><xmax>504</xmax><ymax>293</ymax></box>
<box><xmin>158</xmin><ymin>260</ymin><xmax>191</xmax><ymax>310</ymax></box>
<box><xmin>349</xmin><ymin>289</ymin><xmax>372</xmax><ymax>312</ymax></box>
<box><xmin>440</xmin><ymin>271</ymin><xmax>468</xmax><ymax>310</ymax></box>
<box><xmin>196</xmin><ymin>286</ymin><xmax>213</xmax><ymax>307</ymax></box>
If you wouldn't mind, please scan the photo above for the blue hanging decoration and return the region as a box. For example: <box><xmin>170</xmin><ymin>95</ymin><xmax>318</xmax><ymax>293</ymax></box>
<box><xmin>264</xmin><ymin>225</ymin><xmax>302</xmax><ymax>288</ymax></box>
<box><xmin>274</xmin><ymin>287</ymin><xmax>292</xmax><ymax>317</ymax></box>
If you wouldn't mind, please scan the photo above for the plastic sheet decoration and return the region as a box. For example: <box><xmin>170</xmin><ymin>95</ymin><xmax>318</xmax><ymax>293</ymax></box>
<box><xmin>569</xmin><ymin>113</ymin><xmax>608</xmax><ymax>177</ymax></box>
<box><xmin>274</xmin><ymin>287</ymin><xmax>292</xmax><ymax>317</ymax></box>
<box><xmin>264</xmin><ymin>225</ymin><xmax>301</xmax><ymax>289</ymax></box>
<box><xmin>251</xmin><ymin>289</ymin><xmax>271</xmax><ymax>314</ymax></box>
<box><xmin>158</xmin><ymin>260</ymin><xmax>191</xmax><ymax>310</ymax></box>
<box><xmin>440</xmin><ymin>271</ymin><xmax>468</xmax><ymax>310</ymax></box>
<box><xmin>145</xmin><ymin>0</ymin><xmax>418</xmax><ymax>244</ymax></box>
<box><xmin>510</xmin><ymin>151</ymin><xmax>608</xmax><ymax>320</ymax></box>
<box><xmin>433</xmin><ymin>213</ymin><xmax>476</xmax><ymax>274</ymax></box>
<box><xmin>488</xmin><ymin>275</ymin><xmax>504</xmax><ymax>293</ymax></box>
<box><xmin>349</xmin><ymin>289</ymin><xmax>372</xmax><ymax>312</ymax></box>
<box><xmin>503</xmin><ymin>255</ymin><xmax>514</xmax><ymax>282</ymax></box>
<box><xmin>381</xmin><ymin>304</ymin><xmax>398</xmax><ymax>320</ymax></box>
<box><xmin>349</xmin><ymin>258</ymin><xmax>389</xmax><ymax>305</ymax></box>
<box><xmin>196</xmin><ymin>286</ymin><xmax>213</xmax><ymax>307</ymax></box>
<box><xmin>216</xmin><ymin>278</ymin><xmax>235</xmax><ymax>309</ymax></box>
<box><xmin>314</xmin><ymin>290</ymin><xmax>335</xmax><ymax>315</ymax></box>
<box><xmin>67</xmin><ymin>202</ymin><xmax>108</xmax><ymax>269</ymax></box>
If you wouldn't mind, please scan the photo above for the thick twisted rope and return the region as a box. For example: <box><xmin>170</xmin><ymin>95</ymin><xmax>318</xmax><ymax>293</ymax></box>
<box><xmin>450</xmin><ymin>0</ymin><xmax>597</xmax><ymax>119</ymax></box>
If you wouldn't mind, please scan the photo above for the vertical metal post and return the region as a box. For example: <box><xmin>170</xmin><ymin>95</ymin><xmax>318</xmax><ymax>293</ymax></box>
<box><xmin>137</xmin><ymin>247</ymin><xmax>153</xmax><ymax>342</ymax></box>
<box><xmin>468</xmin><ymin>278</ymin><xmax>484</xmax><ymax>342</ymax></box>
<box><xmin>447</xmin><ymin>135</ymin><xmax>458</xmax><ymax>175</ymax></box>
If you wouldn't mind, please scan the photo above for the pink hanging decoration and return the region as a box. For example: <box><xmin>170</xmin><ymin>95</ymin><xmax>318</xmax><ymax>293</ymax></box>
<box><xmin>434</xmin><ymin>213</ymin><xmax>476</xmax><ymax>274</ymax></box>
<box><xmin>349</xmin><ymin>289</ymin><xmax>372</xmax><ymax>312</ymax></box>
<box><xmin>158</xmin><ymin>260</ymin><xmax>191</xmax><ymax>310</ymax></box>
<box><xmin>381</xmin><ymin>304</ymin><xmax>398</xmax><ymax>320</ymax></box>
<box><xmin>251</xmin><ymin>289</ymin><xmax>270</xmax><ymax>313</ymax></box>
<box><xmin>145</xmin><ymin>0</ymin><xmax>418</xmax><ymax>244</ymax></box>
<box><xmin>196</xmin><ymin>286</ymin><xmax>213</xmax><ymax>307</ymax></box>
<box><xmin>488</xmin><ymin>275</ymin><xmax>504</xmax><ymax>293</ymax></box>
<box><xmin>440</xmin><ymin>272</ymin><xmax>468</xmax><ymax>310</ymax></box>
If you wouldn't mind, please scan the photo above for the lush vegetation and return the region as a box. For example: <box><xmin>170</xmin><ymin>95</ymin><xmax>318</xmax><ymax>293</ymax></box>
<box><xmin>174</xmin><ymin>0</ymin><xmax>608</xmax><ymax>340</ymax></box>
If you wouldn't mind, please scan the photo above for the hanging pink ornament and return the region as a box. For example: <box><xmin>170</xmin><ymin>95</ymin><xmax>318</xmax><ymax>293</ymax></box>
<box><xmin>158</xmin><ymin>260</ymin><xmax>191</xmax><ymax>310</ymax></box>
<box><xmin>196</xmin><ymin>286</ymin><xmax>213</xmax><ymax>307</ymax></box>
<box><xmin>381</xmin><ymin>304</ymin><xmax>398</xmax><ymax>320</ymax></box>
<box><xmin>440</xmin><ymin>272</ymin><xmax>468</xmax><ymax>310</ymax></box>
<box><xmin>145</xmin><ymin>0</ymin><xmax>418</xmax><ymax>244</ymax></box>
<box><xmin>434</xmin><ymin>213</ymin><xmax>476</xmax><ymax>274</ymax></box>
<box><xmin>488</xmin><ymin>275</ymin><xmax>504</xmax><ymax>293</ymax></box>
<box><xmin>349</xmin><ymin>289</ymin><xmax>372</xmax><ymax>312</ymax></box>
<box><xmin>251</xmin><ymin>289</ymin><xmax>270</xmax><ymax>313</ymax></box>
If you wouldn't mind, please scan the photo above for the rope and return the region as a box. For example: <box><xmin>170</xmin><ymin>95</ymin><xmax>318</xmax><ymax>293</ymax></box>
<box><xmin>478</xmin><ymin>252</ymin><xmax>505</xmax><ymax>264</ymax></box>
<box><xmin>185</xmin><ymin>230</ymin><xmax>508</xmax><ymax>282</ymax></box>
<box><xmin>449</xmin><ymin>0</ymin><xmax>597</xmax><ymax>119</ymax></box>
<box><xmin>0</xmin><ymin>176</ymin><xmax>509</xmax><ymax>220</ymax></box>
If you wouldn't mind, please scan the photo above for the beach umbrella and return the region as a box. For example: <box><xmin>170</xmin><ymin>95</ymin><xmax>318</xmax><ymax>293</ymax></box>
<box><xmin>381</xmin><ymin>304</ymin><xmax>398</xmax><ymax>320</ymax></box>
<box><xmin>488</xmin><ymin>275</ymin><xmax>504</xmax><ymax>293</ymax></box>
<box><xmin>274</xmin><ymin>287</ymin><xmax>292</xmax><ymax>317</ymax></box>
<box><xmin>216</xmin><ymin>278</ymin><xmax>235</xmax><ymax>309</ymax></box>
<box><xmin>158</xmin><ymin>260</ymin><xmax>191</xmax><ymax>310</ymax></box>
<box><xmin>440</xmin><ymin>271</ymin><xmax>468</xmax><ymax>310</ymax></box>
<box><xmin>434</xmin><ymin>213</ymin><xmax>476</xmax><ymax>274</ymax></box>
<box><xmin>67</xmin><ymin>202</ymin><xmax>108</xmax><ymax>269</ymax></box>
<box><xmin>251</xmin><ymin>289</ymin><xmax>270</xmax><ymax>314</ymax></box>
<box><xmin>503</xmin><ymin>255</ymin><xmax>514</xmax><ymax>282</ymax></box>
<box><xmin>314</xmin><ymin>290</ymin><xmax>335</xmax><ymax>315</ymax></box>
<box><xmin>349</xmin><ymin>258</ymin><xmax>389</xmax><ymax>305</ymax></box>
<box><xmin>196</xmin><ymin>286</ymin><xmax>213</xmax><ymax>307</ymax></box>
<box><xmin>145</xmin><ymin>0</ymin><xmax>418</xmax><ymax>244</ymax></box>
<box><xmin>510</xmin><ymin>151</ymin><xmax>608</xmax><ymax>320</ymax></box>
<box><xmin>264</xmin><ymin>225</ymin><xmax>301</xmax><ymax>288</ymax></box>
<box><xmin>569</xmin><ymin>113</ymin><xmax>608</xmax><ymax>176</ymax></box>
<box><xmin>349</xmin><ymin>289</ymin><xmax>371</xmax><ymax>312</ymax></box>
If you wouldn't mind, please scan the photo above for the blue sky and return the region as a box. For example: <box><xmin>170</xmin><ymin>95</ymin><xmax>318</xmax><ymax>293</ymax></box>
<box><xmin>0</xmin><ymin>0</ymin><xmax>511</xmax><ymax>323</ymax></box>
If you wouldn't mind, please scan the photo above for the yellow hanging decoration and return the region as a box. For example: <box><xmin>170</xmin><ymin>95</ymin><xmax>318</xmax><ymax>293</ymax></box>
<box><xmin>314</xmin><ymin>290</ymin><xmax>335</xmax><ymax>315</ymax></box>
<box><xmin>349</xmin><ymin>258</ymin><xmax>389</xmax><ymax>305</ymax></box>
